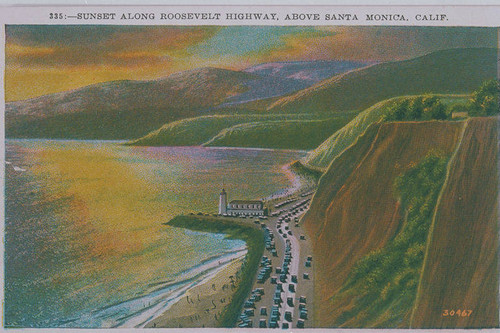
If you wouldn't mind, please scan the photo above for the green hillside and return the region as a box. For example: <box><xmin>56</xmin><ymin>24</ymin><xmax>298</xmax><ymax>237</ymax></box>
<box><xmin>203</xmin><ymin>115</ymin><xmax>355</xmax><ymax>150</ymax></box>
<box><xmin>268</xmin><ymin>48</ymin><xmax>496</xmax><ymax>114</ymax></box>
<box><xmin>128</xmin><ymin>114</ymin><xmax>322</xmax><ymax>146</ymax></box>
<box><xmin>303</xmin><ymin>95</ymin><xmax>468</xmax><ymax>171</ymax></box>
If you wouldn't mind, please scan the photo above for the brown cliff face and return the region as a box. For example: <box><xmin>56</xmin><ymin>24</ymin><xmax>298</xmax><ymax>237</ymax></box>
<box><xmin>411</xmin><ymin>117</ymin><xmax>498</xmax><ymax>328</ymax></box>
<box><xmin>303</xmin><ymin>120</ymin><xmax>466</xmax><ymax>327</ymax></box>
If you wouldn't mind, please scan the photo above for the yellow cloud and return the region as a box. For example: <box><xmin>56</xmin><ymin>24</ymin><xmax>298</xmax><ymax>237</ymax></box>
<box><xmin>6</xmin><ymin>43</ymin><xmax>55</xmax><ymax>57</ymax></box>
<box><xmin>110</xmin><ymin>51</ymin><xmax>161</xmax><ymax>59</ymax></box>
<box><xmin>5</xmin><ymin>65</ymin><xmax>175</xmax><ymax>102</ymax></box>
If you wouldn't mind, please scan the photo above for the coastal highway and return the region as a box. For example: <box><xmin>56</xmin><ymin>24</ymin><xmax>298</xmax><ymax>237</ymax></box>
<box><xmin>237</xmin><ymin>192</ymin><xmax>314</xmax><ymax>329</ymax></box>
<box><xmin>275</xmin><ymin>208</ymin><xmax>302</xmax><ymax>329</ymax></box>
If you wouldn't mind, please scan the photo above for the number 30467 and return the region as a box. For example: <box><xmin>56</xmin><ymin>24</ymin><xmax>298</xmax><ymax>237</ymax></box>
<box><xmin>442</xmin><ymin>309</ymin><xmax>472</xmax><ymax>317</ymax></box>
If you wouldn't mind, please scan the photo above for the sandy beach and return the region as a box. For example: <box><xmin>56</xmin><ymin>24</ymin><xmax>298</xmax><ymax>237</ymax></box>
<box><xmin>145</xmin><ymin>257</ymin><xmax>245</xmax><ymax>328</ymax></box>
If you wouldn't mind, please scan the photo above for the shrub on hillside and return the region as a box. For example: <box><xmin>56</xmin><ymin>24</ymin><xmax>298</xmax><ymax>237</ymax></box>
<box><xmin>383</xmin><ymin>79</ymin><xmax>499</xmax><ymax>122</ymax></box>
<box><xmin>334</xmin><ymin>153</ymin><xmax>449</xmax><ymax>327</ymax></box>
<box><xmin>384</xmin><ymin>96</ymin><xmax>447</xmax><ymax>122</ymax></box>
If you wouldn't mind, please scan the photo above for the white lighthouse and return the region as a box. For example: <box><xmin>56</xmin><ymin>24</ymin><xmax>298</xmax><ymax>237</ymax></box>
<box><xmin>219</xmin><ymin>188</ymin><xmax>228</xmax><ymax>215</ymax></box>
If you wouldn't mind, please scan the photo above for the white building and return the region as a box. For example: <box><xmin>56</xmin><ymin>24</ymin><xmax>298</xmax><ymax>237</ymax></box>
<box><xmin>218</xmin><ymin>189</ymin><xmax>266</xmax><ymax>216</ymax></box>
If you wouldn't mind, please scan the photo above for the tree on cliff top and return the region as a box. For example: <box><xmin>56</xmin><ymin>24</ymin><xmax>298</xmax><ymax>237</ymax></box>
<box><xmin>468</xmin><ymin>79</ymin><xmax>499</xmax><ymax>116</ymax></box>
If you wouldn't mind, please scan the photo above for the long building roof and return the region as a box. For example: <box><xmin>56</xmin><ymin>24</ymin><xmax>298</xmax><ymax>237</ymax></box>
<box><xmin>229</xmin><ymin>200</ymin><xmax>263</xmax><ymax>205</ymax></box>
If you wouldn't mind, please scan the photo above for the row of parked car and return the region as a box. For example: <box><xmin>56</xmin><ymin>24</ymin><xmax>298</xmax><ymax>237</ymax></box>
<box><xmin>274</xmin><ymin>197</ymin><xmax>297</xmax><ymax>209</ymax></box>
<box><xmin>262</xmin><ymin>225</ymin><xmax>278</xmax><ymax>257</ymax></box>
<box><xmin>270</xmin><ymin>208</ymin><xmax>287</xmax><ymax>217</ymax></box>
<box><xmin>257</xmin><ymin>256</ymin><xmax>272</xmax><ymax>284</ymax></box>
<box><xmin>269</xmin><ymin>277</ymin><xmax>288</xmax><ymax>328</ymax></box>
<box><xmin>276</xmin><ymin>239</ymin><xmax>292</xmax><ymax>283</ymax></box>
<box><xmin>300</xmin><ymin>190</ymin><xmax>315</xmax><ymax>197</ymax></box>
<box><xmin>239</xmin><ymin>288</ymin><xmax>265</xmax><ymax>328</ymax></box>
<box><xmin>291</xmin><ymin>198</ymin><xmax>311</xmax><ymax>211</ymax></box>
<box><xmin>296</xmin><ymin>295</ymin><xmax>308</xmax><ymax>328</ymax></box>
<box><xmin>267</xmin><ymin>291</ymin><xmax>308</xmax><ymax>328</ymax></box>
<box><xmin>271</xmin><ymin>238</ymin><xmax>297</xmax><ymax>329</ymax></box>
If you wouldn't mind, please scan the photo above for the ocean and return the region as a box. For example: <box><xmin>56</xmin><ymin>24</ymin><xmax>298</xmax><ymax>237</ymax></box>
<box><xmin>4</xmin><ymin>140</ymin><xmax>305</xmax><ymax>328</ymax></box>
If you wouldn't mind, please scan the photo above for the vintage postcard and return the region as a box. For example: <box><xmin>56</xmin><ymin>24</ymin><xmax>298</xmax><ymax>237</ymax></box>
<box><xmin>1</xmin><ymin>4</ymin><xmax>499</xmax><ymax>331</ymax></box>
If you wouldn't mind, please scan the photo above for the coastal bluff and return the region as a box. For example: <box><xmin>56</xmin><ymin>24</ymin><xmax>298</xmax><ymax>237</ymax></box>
<box><xmin>302</xmin><ymin>118</ymin><xmax>498</xmax><ymax>328</ymax></box>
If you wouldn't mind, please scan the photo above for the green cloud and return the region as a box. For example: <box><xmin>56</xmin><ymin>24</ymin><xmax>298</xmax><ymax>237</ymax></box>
<box><xmin>189</xmin><ymin>26</ymin><xmax>329</xmax><ymax>58</ymax></box>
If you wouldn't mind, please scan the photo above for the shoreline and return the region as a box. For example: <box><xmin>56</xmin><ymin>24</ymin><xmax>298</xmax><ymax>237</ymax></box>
<box><xmin>265</xmin><ymin>160</ymin><xmax>320</xmax><ymax>204</ymax></box>
<box><xmin>151</xmin><ymin>215</ymin><xmax>265</xmax><ymax>328</ymax></box>
<box><xmin>205</xmin><ymin>145</ymin><xmax>309</xmax><ymax>154</ymax></box>
<box><xmin>121</xmin><ymin>249</ymin><xmax>248</xmax><ymax>328</ymax></box>
<box><xmin>144</xmin><ymin>257</ymin><xmax>245</xmax><ymax>328</ymax></box>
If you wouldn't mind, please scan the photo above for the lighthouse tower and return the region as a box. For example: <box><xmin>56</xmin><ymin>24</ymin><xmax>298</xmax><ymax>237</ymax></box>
<box><xmin>219</xmin><ymin>188</ymin><xmax>228</xmax><ymax>215</ymax></box>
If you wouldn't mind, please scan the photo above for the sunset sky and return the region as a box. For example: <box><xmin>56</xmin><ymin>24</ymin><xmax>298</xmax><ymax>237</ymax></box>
<box><xmin>5</xmin><ymin>25</ymin><xmax>497</xmax><ymax>101</ymax></box>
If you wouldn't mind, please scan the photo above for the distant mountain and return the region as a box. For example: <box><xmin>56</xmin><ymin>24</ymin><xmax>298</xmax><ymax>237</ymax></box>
<box><xmin>268</xmin><ymin>48</ymin><xmax>498</xmax><ymax>114</ymax></box>
<box><xmin>127</xmin><ymin>113</ymin><xmax>354</xmax><ymax>150</ymax></box>
<box><xmin>244</xmin><ymin>60</ymin><xmax>370</xmax><ymax>83</ymax></box>
<box><xmin>6</xmin><ymin>67</ymin><xmax>257</xmax><ymax>139</ymax></box>
<box><xmin>217</xmin><ymin>60</ymin><xmax>370</xmax><ymax>107</ymax></box>
<box><xmin>127</xmin><ymin>114</ymin><xmax>294</xmax><ymax>147</ymax></box>
<box><xmin>218</xmin><ymin>75</ymin><xmax>311</xmax><ymax>107</ymax></box>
